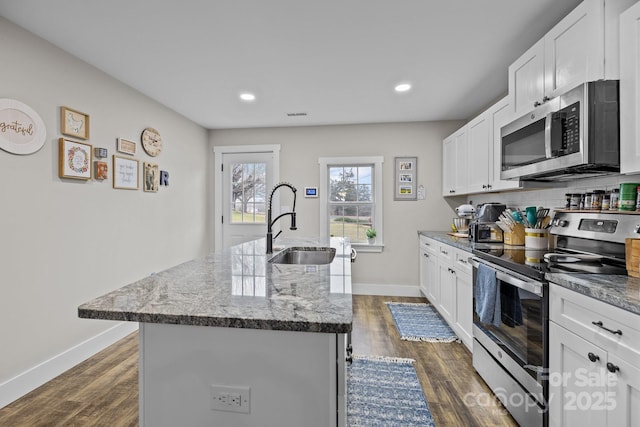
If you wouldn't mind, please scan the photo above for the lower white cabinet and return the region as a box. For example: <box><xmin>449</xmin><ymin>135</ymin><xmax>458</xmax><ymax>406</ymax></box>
<box><xmin>548</xmin><ymin>283</ymin><xmax>640</xmax><ymax>427</ymax></box>
<box><xmin>418</xmin><ymin>235</ymin><xmax>473</xmax><ymax>350</ymax></box>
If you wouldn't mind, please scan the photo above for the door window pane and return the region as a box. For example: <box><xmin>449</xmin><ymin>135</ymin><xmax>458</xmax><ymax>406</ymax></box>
<box><xmin>231</xmin><ymin>162</ymin><xmax>266</xmax><ymax>223</ymax></box>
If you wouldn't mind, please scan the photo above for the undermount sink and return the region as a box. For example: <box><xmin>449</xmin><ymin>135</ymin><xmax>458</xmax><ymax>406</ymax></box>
<box><xmin>268</xmin><ymin>247</ymin><xmax>336</xmax><ymax>265</ymax></box>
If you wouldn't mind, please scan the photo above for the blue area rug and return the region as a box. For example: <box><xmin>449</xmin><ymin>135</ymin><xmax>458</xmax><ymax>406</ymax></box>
<box><xmin>387</xmin><ymin>302</ymin><xmax>459</xmax><ymax>343</ymax></box>
<box><xmin>347</xmin><ymin>355</ymin><xmax>435</xmax><ymax>426</ymax></box>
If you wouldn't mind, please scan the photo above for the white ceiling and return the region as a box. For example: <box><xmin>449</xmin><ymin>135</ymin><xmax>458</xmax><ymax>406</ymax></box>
<box><xmin>0</xmin><ymin>0</ymin><xmax>582</xmax><ymax>130</ymax></box>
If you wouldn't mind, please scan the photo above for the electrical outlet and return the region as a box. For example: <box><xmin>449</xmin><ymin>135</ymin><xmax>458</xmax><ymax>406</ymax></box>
<box><xmin>210</xmin><ymin>385</ymin><xmax>250</xmax><ymax>413</ymax></box>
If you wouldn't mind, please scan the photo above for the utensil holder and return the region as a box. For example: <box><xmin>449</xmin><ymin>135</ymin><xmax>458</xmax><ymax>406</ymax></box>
<box><xmin>504</xmin><ymin>223</ymin><xmax>525</xmax><ymax>246</ymax></box>
<box><xmin>525</xmin><ymin>228</ymin><xmax>549</xmax><ymax>249</ymax></box>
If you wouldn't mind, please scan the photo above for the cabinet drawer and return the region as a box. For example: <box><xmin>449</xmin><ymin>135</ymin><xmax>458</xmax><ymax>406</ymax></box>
<box><xmin>438</xmin><ymin>244</ymin><xmax>453</xmax><ymax>264</ymax></box>
<box><xmin>419</xmin><ymin>235</ymin><xmax>437</xmax><ymax>255</ymax></box>
<box><xmin>454</xmin><ymin>250</ymin><xmax>472</xmax><ymax>274</ymax></box>
<box><xmin>550</xmin><ymin>283</ymin><xmax>640</xmax><ymax>361</ymax></box>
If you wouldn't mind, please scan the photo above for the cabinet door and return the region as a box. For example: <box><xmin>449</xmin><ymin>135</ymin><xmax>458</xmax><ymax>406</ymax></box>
<box><xmin>466</xmin><ymin>113</ymin><xmax>490</xmax><ymax>193</ymax></box>
<box><xmin>620</xmin><ymin>1</ymin><xmax>640</xmax><ymax>174</ymax></box>
<box><xmin>549</xmin><ymin>321</ymin><xmax>607</xmax><ymax>427</ymax></box>
<box><xmin>509</xmin><ymin>39</ymin><xmax>545</xmax><ymax>116</ymax></box>
<box><xmin>544</xmin><ymin>0</ymin><xmax>603</xmax><ymax>99</ymax></box>
<box><xmin>442</xmin><ymin>128</ymin><xmax>469</xmax><ymax>196</ymax></box>
<box><xmin>454</xmin><ymin>269</ymin><xmax>472</xmax><ymax>350</ymax></box>
<box><xmin>607</xmin><ymin>353</ymin><xmax>640</xmax><ymax>427</ymax></box>
<box><xmin>442</xmin><ymin>136</ymin><xmax>457</xmax><ymax>196</ymax></box>
<box><xmin>419</xmin><ymin>247</ymin><xmax>438</xmax><ymax>303</ymax></box>
<box><xmin>437</xmin><ymin>263</ymin><xmax>455</xmax><ymax>323</ymax></box>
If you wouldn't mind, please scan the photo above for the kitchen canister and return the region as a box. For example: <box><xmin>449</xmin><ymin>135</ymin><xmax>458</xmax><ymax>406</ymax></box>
<box><xmin>610</xmin><ymin>188</ymin><xmax>619</xmax><ymax>210</ymax></box>
<box><xmin>619</xmin><ymin>183</ymin><xmax>640</xmax><ymax>211</ymax></box>
<box><xmin>525</xmin><ymin>228</ymin><xmax>549</xmax><ymax>249</ymax></box>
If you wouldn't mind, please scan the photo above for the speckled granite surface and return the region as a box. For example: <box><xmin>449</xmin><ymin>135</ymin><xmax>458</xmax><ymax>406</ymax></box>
<box><xmin>546</xmin><ymin>273</ymin><xmax>640</xmax><ymax>315</ymax></box>
<box><xmin>419</xmin><ymin>230</ymin><xmax>640</xmax><ymax>316</ymax></box>
<box><xmin>78</xmin><ymin>237</ymin><xmax>352</xmax><ymax>333</ymax></box>
<box><xmin>417</xmin><ymin>230</ymin><xmax>504</xmax><ymax>253</ymax></box>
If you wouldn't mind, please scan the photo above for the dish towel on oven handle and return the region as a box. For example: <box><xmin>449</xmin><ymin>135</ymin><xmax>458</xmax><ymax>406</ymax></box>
<box><xmin>475</xmin><ymin>263</ymin><xmax>501</xmax><ymax>327</ymax></box>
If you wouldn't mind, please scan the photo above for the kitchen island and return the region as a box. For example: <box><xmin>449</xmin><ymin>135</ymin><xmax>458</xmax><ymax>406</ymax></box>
<box><xmin>79</xmin><ymin>237</ymin><xmax>352</xmax><ymax>427</ymax></box>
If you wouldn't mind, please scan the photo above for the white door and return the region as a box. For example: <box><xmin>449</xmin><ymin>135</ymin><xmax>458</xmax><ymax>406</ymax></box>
<box><xmin>217</xmin><ymin>150</ymin><xmax>277</xmax><ymax>250</ymax></box>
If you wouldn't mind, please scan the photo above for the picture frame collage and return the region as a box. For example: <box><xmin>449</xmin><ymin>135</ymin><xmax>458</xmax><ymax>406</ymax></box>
<box><xmin>58</xmin><ymin>106</ymin><xmax>166</xmax><ymax>192</ymax></box>
<box><xmin>394</xmin><ymin>156</ymin><xmax>417</xmax><ymax>201</ymax></box>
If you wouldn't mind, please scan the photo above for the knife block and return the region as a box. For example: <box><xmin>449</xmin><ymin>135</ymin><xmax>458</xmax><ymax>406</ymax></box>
<box><xmin>504</xmin><ymin>224</ymin><xmax>525</xmax><ymax>246</ymax></box>
<box><xmin>625</xmin><ymin>238</ymin><xmax>640</xmax><ymax>277</ymax></box>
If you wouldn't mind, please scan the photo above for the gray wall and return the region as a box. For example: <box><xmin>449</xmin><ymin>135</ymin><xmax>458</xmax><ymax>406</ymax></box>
<box><xmin>0</xmin><ymin>18</ymin><xmax>211</xmax><ymax>392</ymax></box>
<box><xmin>210</xmin><ymin>121</ymin><xmax>463</xmax><ymax>292</ymax></box>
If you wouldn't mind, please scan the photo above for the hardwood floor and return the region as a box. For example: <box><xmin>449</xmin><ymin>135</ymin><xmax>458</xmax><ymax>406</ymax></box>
<box><xmin>0</xmin><ymin>295</ymin><xmax>517</xmax><ymax>426</ymax></box>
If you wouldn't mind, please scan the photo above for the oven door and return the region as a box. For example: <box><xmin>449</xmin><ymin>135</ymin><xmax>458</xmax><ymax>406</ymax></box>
<box><xmin>471</xmin><ymin>257</ymin><xmax>548</xmax><ymax>400</ymax></box>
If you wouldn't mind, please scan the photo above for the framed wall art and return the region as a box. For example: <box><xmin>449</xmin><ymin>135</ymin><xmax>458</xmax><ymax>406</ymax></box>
<box><xmin>117</xmin><ymin>137</ymin><xmax>137</xmax><ymax>155</ymax></box>
<box><xmin>95</xmin><ymin>161</ymin><xmax>108</xmax><ymax>180</ymax></box>
<box><xmin>143</xmin><ymin>162</ymin><xmax>159</xmax><ymax>192</ymax></box>
<box><xmin>59</xmin><ymin>138</ymin><xmax>92</xmax><ymax>180</ymax></box>
<box><xmin>394</xmin><ymin>156</ymin><xmax>417</xmax><ymax>201</ymax></box>
<box><xmin>60</xmin><ymin>106</ymin><xmax>90</xmax><ymax>140</ymax></box>
<box><xmin>113</xmin><ymin>155</ymin><xmax>139</xmax><ymax>190</ymax></box>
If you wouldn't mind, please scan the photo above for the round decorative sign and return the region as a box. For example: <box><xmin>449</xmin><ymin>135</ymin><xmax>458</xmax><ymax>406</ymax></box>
<box><xmin>0</xmin><ymin>99</ymin><xmax>47</xmax><ymax>155</ymax></box>
<box><xmin>141</xmin><ymin>127</ymin><xmax>162</xmax><ymax>157</ymax></box>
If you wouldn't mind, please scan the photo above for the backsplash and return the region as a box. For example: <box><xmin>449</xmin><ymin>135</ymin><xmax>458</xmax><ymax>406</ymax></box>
<box><xmin>469</xmin><ymin>173</ymin><xmax>640</xmax><ymax>212</ymax></box>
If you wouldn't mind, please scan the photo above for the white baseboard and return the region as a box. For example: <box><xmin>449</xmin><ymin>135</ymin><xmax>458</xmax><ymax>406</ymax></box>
<box><xmin>352</xmin><ymin>283</ymin><xmax>422</xmax><ymax>297</ymax></box>
<box><xmin>0</xmin><ymin>322</ymin><xmax>138</xmax><ymax>409</ymax></box>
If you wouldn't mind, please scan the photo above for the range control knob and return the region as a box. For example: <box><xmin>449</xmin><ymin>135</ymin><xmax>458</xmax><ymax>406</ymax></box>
<box><xmin>558</xmin><ymin>220</ymin><xmax>569</xmax><ymax>227</ymax></box>
<box><xmin>634</xmin><ymin>224</ymin><xmax>640</xmax><ymax>234</ymax></box>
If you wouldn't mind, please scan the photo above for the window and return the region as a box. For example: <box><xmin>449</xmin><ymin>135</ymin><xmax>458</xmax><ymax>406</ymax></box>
<box><xmin>319</xmin><ymin>156</ymin><xmax>384</xmax><ymax>252</ymax></box>
<box><xmin>230</xmin><ymin>162</ymin><xmax>266</xmax><ymax>224</ymax></box>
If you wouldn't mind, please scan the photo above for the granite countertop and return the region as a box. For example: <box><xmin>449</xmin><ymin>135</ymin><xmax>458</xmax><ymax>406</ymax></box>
<box><xmin>78</xmin><ymin>237</ymin><xmax>352</xmax><ymax>333</ymax></box>
<box><xmin>418</xmin><ymin>230</ymin><xmax>640</xmax><ymax>316</ymax></box>
<box><xmin>417</xmin><ymin>230</ymin><xmax>504</xmax><ymax>253</ymax></box>
<box><xmin>546</xmin><ymin>273</ymin><xmax>640</xmax><ymax>316</ymax></box>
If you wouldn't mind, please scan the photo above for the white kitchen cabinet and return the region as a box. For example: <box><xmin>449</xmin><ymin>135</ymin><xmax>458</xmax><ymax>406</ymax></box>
<box><xmin>437</xmin><ymin>244</ymin><xmax>455</xmax><ymax>324</ymax></box>
<box><xmin>419</xmin><ymin>236</ymin><xmax>439</xmax><ymax>305</ymax></box>
<box><xmin>466</xmin><ymin>114</ymin><xmax>490</xmax><ymax>194</ymax></box>
<box><xmin>489</xmin><ymin>97</ymin><xmax>524</xmax><ymax>191</ymax></box>
<box><xmin>548</xmin><ymin>283</ymin><xmax>640</xmax><ymax>427</ymax></box>
<box><xmin>620</xmin><ymin>2</ymin><xmax>640</xmax><ymax>174</ymax></box>
<box><xmin>442</xmin><ymin>128</ymin><xmax>469</xmax><ymax>196</ymax></box>
<box><xmin>452</xmin><ymin>251</ymin><xmax>473</xmax><ymax>350</ymax></box>
<box><xmin>509</xmin><ymin>0</ymin><xmax>635</xmax><ymax>117</ymax></box>
<box><xmin>417</xmin><ymin>236</ymin><xmax>473</xmax><ymax>351</ymax></box>
<box><xmin>509</xmin><ymin>39</ymin><xmax>545</xmax><ymax>116</ymax></box>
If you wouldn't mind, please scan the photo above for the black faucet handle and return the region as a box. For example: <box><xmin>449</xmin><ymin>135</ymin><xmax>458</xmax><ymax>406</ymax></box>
<box><xmin>290</xmin><ymin>212</ymin><xmax>297</xmax><ymax>230</ymax></box>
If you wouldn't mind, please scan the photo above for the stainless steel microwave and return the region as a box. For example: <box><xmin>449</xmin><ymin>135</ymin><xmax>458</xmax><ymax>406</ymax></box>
<box><xmin>500</xmin><ymin>80</ymin><xmax>620</xmax><ymax>181</ymax></box>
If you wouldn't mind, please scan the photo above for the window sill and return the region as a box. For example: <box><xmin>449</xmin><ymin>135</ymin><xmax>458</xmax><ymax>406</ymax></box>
<box><xmin>352</xmin><ymin>242</ymin><xmax>384</xmax><ymax>253</ymax></box>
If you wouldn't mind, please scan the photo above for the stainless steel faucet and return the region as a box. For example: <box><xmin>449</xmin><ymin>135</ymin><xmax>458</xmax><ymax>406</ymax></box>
<box><xmin>266</xmin><ymin>182</ymin><xmax>297</xmax><ymax>253</ymax></box>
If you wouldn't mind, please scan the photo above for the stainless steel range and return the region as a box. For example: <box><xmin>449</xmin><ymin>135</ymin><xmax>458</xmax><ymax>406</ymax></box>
<box><xmin>471</xmin><ymin>210</ymin><xmax>638</xmax><ymax>427</ymax></box>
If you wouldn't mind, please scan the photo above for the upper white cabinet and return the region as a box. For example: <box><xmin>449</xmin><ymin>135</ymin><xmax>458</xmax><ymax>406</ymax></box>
<box><xmin>442</xmin><ymin>96</ymin><xmax>525</xmax><ymax>196</ymax></box>
<box><xmin>620</xmin><ymin>1</ymin><xmax>640</xmax><ymax>174</ymax></box>
<box><xmin>442</xmin><ymin>128</ymin><xmax>469</xmax><ymax>196</ymax></box>
<box><xmin>509</xmin><ymin>0</ymin><xmax>636</xmax><ymax>117</ymax></box>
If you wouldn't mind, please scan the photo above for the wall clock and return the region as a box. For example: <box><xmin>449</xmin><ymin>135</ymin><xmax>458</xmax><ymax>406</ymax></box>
<box><xmin>141</xmin><ymin>127</ymin><xmax>162</xmax><ymax>157</ymax></box>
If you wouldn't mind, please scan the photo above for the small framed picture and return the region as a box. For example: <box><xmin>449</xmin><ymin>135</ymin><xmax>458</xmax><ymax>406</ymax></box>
<box><xmin>113</xmin><ymin>155</ymin><xmax>139</xmax><ymax>190</ymax></box>
<box><xmin>394</xmin><ymin>156</ymin><xmax>417</xmax><ymax>200</ymax></box>
<box><xmin>117</xmin><ymin>137</ymin><xmax>137</xmax><ymax>155</ymax></box>
<box><xmin>143</xmin><ymin>162</ymin><xmax>159</xmax><ymax>192</ymax></box>
<box><xmin>95</xmin><ymin>161</ymin><xmax>109</xmax><ymax>180</ymax></box>
<box><xmin>59</xmin><ymin>138</ymin><xmax>92</xmax><ymax>180</ymax></box>
<box><xmin>60</xmin><ymin>106</ymin><xmax>90</xmax><ymax>140</ymax></box>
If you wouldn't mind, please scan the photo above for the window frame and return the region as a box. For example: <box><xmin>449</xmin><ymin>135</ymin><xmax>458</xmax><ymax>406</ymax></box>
<box><xmin>319</xmin><ymin>156</ymin><xmax>384</xmax><ymax>252</ymax></box>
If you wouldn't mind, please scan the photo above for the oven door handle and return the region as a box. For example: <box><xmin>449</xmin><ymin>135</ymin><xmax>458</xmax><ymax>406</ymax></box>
<box><xmin>471</xmin><ymin>257</ymin><xmax>543</xmax><ymax>297</ymax></box>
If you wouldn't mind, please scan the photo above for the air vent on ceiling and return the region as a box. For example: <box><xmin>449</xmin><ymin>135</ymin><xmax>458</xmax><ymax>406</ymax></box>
<box><xmin>286</xmin><ymin>112</ymin><xmax>308</xmax><ymax>117</ymax></box>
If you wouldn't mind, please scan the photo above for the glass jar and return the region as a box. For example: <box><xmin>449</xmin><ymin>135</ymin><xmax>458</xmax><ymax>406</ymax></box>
<box><xmin>565</xmin><ymin>193</ymin><xmax>572</xmax><ymax>209</ymax></box>
<box><xmin>584</xmin><ymin>192</ymin><xmax>593</xmax><ymax>210</ymax></box>
<box><xmin>602</xmin><ymin>192</ymin><xmax>611</xmax><ymax>210</ymax></box>
<box><xmin>610</xmin><ymin>188</ymin><xmax>619</xmax><ymax>210</ymax></box>
<box><xmin>570</xmin><ymin>193</ymin><xmax>581</xmax><ymax>210</ymax></box>
<box><xmin>591</xmin><ymin>190</ymin><xmax>605</xmax><ymax>210</ymax></box>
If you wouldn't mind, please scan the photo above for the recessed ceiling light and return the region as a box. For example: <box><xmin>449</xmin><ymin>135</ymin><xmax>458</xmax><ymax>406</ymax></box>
<box><xmin>394</xmin><ymin>83</ymin><xmax>412</xmax><ymax>93</ymax></box>
<box><xmin>239</xmin><ymin>92</ymin><xmax>256</xmax><ymax>102</ymax></box>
